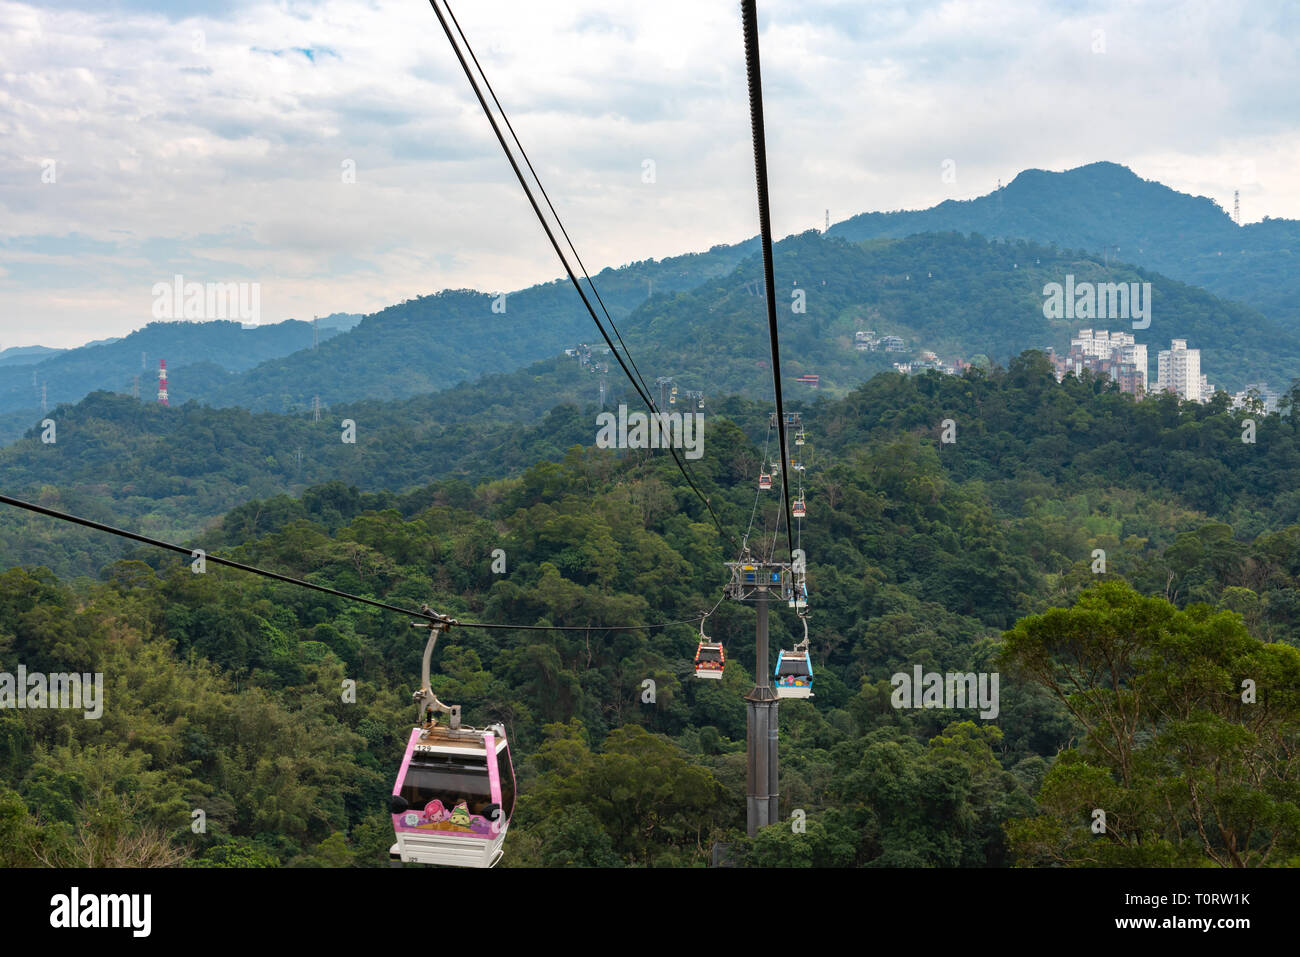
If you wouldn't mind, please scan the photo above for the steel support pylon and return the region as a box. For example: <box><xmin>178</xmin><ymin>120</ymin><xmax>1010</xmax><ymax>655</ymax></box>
<box><xmin>745</xmin><ymin>587</ymin><xmax>779</xmax><ymax>836</ymax></box>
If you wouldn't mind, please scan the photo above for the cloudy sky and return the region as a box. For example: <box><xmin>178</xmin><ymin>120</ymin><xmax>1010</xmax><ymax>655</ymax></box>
<box><xmin>2</xmin><ymin>0</ymin><xmax>1297</xmax><ymax>348</ymax></box>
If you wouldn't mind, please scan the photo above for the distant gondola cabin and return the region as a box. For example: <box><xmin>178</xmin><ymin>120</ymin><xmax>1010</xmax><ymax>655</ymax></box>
<box><xmin>694</xmin><ymin>641</ymin><xmax>725</xmax><ymax>679</ymax></box>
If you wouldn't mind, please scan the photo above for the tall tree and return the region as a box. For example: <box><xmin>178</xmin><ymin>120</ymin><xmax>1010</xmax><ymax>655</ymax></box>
<box><xmin>1001</xmin><ymin>581</ymin><xmax>1300</xmax><ymax>866</ymax></box>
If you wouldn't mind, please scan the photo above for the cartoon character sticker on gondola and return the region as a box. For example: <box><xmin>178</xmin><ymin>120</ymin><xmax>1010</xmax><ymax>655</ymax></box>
<box><xmin>402</xmin><ymin>798</ymin><xmax>490</xmax><ymax>833</ymax></box>
<box><xmin>422</xmin><ymin>799</ymin><xmax>451</xmax><ymax>824</ymax></box>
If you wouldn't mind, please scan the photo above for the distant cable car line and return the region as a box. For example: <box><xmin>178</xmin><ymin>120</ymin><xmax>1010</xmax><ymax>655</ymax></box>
<box><xmin>740</xmin><ymin>0</ymin><xmax>796</xmax><ymax>563</ymax></box>
<box><xmin>0</xmin><ymin>493</ymin><xmax>705</xmax><ymax>634</ymax></box>
<box><xmin>439</xmin><ymin>1</ymin><xmax>653</xmax><ymax>405</ymax></box>
<box><xmin>425</xmin><ymin>0</ymin><xmax>737</xmax><ymax>552</ymax></box>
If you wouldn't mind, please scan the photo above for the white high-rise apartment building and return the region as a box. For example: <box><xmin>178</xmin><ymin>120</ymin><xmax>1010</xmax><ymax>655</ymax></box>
<box><xmin>1072</xmin><ymin>328</ymin><xmax>1125</xmax><ymax>358</ymax></box>
<box><xmin>1157</xmin><ymin>339</ymin><xmax>1203</xmax><ymax>401</ymax></box>
<box><xmin>1067</xmin><ymin>329</ymin><xmax>1148</xmax><ymax>392</ymax></box>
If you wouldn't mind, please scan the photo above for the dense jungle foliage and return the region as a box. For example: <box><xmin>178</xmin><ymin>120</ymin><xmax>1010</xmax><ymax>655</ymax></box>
<box><xmin>2</xmin><ymin>354</ymin><xmax>1297</xmax><ymax>867</ymax></box>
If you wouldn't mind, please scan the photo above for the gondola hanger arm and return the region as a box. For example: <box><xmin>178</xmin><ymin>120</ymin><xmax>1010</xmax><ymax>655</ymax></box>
<box><xmin>410</xmin><ymin>604</ymin><xmax>461</xmax><ymax>730</ymax></box>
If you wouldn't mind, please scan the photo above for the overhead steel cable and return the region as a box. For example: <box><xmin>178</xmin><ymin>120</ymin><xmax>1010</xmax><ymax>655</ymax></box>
<box><xmin>740</xmin><ymin>417</ymin><xmax>773</xmax><ymax>552</ymax></box>
<box><xmin>740</xmin><ymin>0</ymin><xmax>795</xmax><ymax>563</ymax></box>
<box><xmin>0</xmin><ymin>492</ymin><xmax>702</xmax><ymax>633</ymax></box>
<box><xmin>442</xmin><ymin>1</ymin><xmax>655</xmax><ymax>406</ymax></box>
<box><xmin>426</xmin><ymin>0</ymin><xmax>738</xmax><ymax>552</ymax></box>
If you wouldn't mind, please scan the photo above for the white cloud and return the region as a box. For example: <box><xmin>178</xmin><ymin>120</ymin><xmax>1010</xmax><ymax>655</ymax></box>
<box><xmin>0</xmin><ymin>0</ymin><xmax>1297</xmax><ymax>347</ymax></box>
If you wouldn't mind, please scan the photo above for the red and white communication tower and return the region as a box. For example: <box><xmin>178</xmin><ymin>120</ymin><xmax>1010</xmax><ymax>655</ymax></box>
<box><xmin>158</xmin><ymin>359</ymin><xmax>169</xmax><ymax>406</ymax></box>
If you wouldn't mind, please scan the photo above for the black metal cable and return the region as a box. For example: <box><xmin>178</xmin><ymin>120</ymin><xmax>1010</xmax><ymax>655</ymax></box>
<box><xmin>443</xmin><ymin>1</ymin><xmax>656</xmax><ymax>407</ymax></box>
<box><xmin>741</xmin><ymin>0</ymin><xmax>795</xmax><ymax>564</ymax></box>
<box><xmin>740</xmin><ymin>418</ymin><xmax>773</xmax><ymax>552</ymax></box>
<box><xmin>427</xmin><ymin>0</ymin><xmax>738</xmax><ymax>552</ymax></box>
<box><xmin>0</xmin><ymin>492</ymin><xmax>701</xmax><ymax>633</ymax></box>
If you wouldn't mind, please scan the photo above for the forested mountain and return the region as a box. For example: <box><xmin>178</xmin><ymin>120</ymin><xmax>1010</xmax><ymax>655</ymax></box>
<box><xmin>4</xmin><ymin>159</ymin><xmax>1300</xmax><ymax>870</ymax></box>
<box><xmin>830</xmin><ymin>162</ymin><xmax>1300</xmax><ymax>330</ymax></box>
<box><xmin>1</xmin><ymin>356</ymin><xmax>1297</xmax><ymax>868</ymax></box>
<box><xmin>0</xmin><ymin>346</ymin><xmax>65</xmax><ymax>367</ymax></box>
<box><xmin>134</xmin><ymin>228</ymin><xmax>1300</xmax><ymax>407</ymax></box>
<box><xmin>6</xmin><ymin>227</ymin><xmax>1291</xmax><ymax>452</ymax></box>
<box><xmin>179</xmin><ymin>242</ymin><xmax>759</xmax><ymax>414</ymax></box>
<box><xmin>0</xmin><ymin>242</ymin><xmax>757</xmax><ymax>446</ymax></box>
<box><xmin>3</xmin><ymin>225</ymin><xmax>1297</xmax><ymax>578</ymax></box>
<box><xmin>10</xmin><ymin>163</ymin><xmax>1294</xmax><ymax>451</ymax></box>
<box><xmin>0</xmin><ymin>362</ymin><xmax>605</xmax><ymax>576</ymax></box>
<box><xmin>614</xmin><ymin>229</ymin><xmax>1298</xmax><ymax>396</ymax></box>
<box><xmin>0</xmin><ymin>319</ymin><xmax>358</xmax><ymax>444</ymax></box>
<box><xmin>0</xmin><ymin>318</ymin><xmax>353</xmax><ymax>415</ymax></box>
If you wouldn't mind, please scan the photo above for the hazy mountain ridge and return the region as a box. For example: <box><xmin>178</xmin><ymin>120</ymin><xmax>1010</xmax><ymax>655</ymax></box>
<box><xmin>0</xmin><ymin>319</ymin><xmax>345</xmax><ymax>420</ymax></box>
<box><xmin>611</xmin><ymin>229</ymin><xmax>1300</xmax><ymax>399</ymax></box>
<box><xmin>7</xmin><ymin>162</ymin><xmax>1296</xmax><ymax>444</ymax></box>
<box><xmin>830</xmin><ymin>162</ymin><xmax>1300</xmax><ymax>328</ymax></box>
<box><xmin>0</xmin><ymin>345</ymin><xmax>67</xmax><ymax>367</ymax></box>
<box><xmin>182</xmin><ymin>241</ymin><xmax>760</xmax><ymax>414</ymax></box>
<box><xmin>3</xmin><ymin>227</ymin><xmax>1296</xmax><ymax>578</ymax></box>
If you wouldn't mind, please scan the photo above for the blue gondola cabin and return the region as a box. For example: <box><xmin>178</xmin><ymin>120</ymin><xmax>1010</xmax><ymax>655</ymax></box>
<box><xmin>774</xmin><ymin>648</ymin><xmax>813</xmax><ymax>698</ymax></box>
